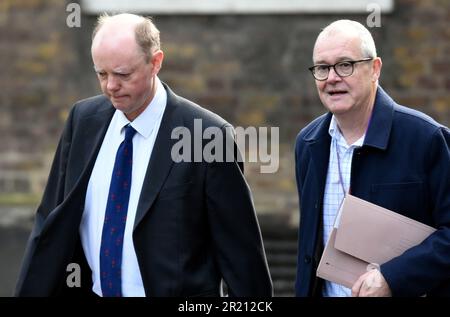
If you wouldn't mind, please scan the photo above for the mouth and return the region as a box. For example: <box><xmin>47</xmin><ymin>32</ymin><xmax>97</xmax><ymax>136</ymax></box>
<box><xmin>327</xmin><ymin>90</ymin><xmax>348</xmax><ymax>97</ymax></box>
<box><xmin>112</xmin><ymin>95</ymin><xmax>128</xmax><ymax>100</ymax></box>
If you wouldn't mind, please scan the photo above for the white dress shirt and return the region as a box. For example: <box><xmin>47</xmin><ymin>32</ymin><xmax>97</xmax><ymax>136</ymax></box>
<box><xmin>80</xmin><ymin>77</ymin><xmax>167</xmax><ymax>297</ymax></box>
<box><xmin>322</xmin><ymin>115</ymin><xmax>365</xmax><ymax>297</ymax></box>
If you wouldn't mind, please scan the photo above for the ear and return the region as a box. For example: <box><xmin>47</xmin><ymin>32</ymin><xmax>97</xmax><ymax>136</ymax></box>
<box><xmin>372</xmin><ymin>57</ymin><xmax>382</xmax><ymax>82</ymax></box>
<box><xmin>150</xmin><ymin>50</ymin><xmax>164</xmax><ymax>76</ymax></box>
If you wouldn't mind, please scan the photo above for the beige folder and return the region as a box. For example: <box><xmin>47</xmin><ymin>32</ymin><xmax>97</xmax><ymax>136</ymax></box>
<box><xmin>316</xmin><ymin>194</ymin><xmax>436</xmax><ymax>288</ymax></box>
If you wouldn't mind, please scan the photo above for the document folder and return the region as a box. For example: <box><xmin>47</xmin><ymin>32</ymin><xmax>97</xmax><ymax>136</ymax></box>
<box><xmin>317</xmin><ymin>194</ymin><xmax>436</xmax><ymax>288</ymax></box>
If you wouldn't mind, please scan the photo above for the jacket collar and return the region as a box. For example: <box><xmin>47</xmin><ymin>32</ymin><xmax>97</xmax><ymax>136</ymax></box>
<box><xmin>363</xmin><ymin>86</ymin><xmax>394</xmax><ymax>150</ymax></box>
<box><xmin>303</xmin><ymin>86</ymin><xmax>395</xmax><ymax>151</ymax></box>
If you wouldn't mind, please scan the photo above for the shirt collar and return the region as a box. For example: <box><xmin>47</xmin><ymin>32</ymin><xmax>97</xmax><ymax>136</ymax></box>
<box><xmin>328</xmin><ymin>115</ymin><xmax>365</xmax><ymax>149</ymax></box>
<box><xmin>116</xmin><ymin>77</ymin><xmax>167</xmax><ymax>138</ymax></box>
<box><xmin>328</xmin><ymin>115</ymin><xmax>339</xmax><ymax>140</ymax></box>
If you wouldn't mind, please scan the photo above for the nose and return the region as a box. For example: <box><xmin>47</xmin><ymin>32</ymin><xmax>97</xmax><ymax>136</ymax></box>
<box><xmin>106</xmin><ymin>76</ymin><xmax>120</xmax><ymax>92</ymax></box>
<box><xmin>326</xmin><ymin>67</ymin><xmax>342</xmax><ymax>83</ymax></box>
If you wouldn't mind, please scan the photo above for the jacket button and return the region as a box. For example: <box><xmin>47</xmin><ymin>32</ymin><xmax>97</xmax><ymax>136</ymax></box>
<box><xmin>304</xmin><ymin>255</ymin><xmax>312</xmax><ymax>264</ymax></box>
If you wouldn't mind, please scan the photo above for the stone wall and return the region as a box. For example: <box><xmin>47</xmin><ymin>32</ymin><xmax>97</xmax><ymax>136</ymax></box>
<box><xmin>1</xmin><ymin>0</ymin><xmax>449</xmax><ymax>224</ymax></box>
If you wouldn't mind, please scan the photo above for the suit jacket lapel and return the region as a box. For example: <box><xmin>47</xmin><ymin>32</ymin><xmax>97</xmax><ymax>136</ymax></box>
<box><xmin>302</xmin><ymin>113</ymin><xmax>332</xmax><ymax>264</ymax></box>
<box><xmin>309</xmin><ymin>139</ymin><xmax>331</xmax><ymax>203</ymax></box>
<box><xmin>303</xmin><ymin>113</ymin><xmax>332</xmax><ymax>205</ymax></box>
<box><xmin>46</xmin><ymin>101</ymin><xmax>115</xmax><ymax>234</ymax></box>
<box><xmin>134</xmin><ymin>85</ymin><xmax>183</xmax><ymax>229</ymax></box>
<box><xmin>51</xmin><ymin>104</ymin><xmax>114</xmax><ymax>228</ymax></box>
<box><xmin>78</xmin><ymin>107</ymin><xmax>116</xmax><ymax>177</ymax></box>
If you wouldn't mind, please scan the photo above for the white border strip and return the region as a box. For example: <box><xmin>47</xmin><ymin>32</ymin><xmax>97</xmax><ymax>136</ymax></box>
<box><xmin>81</xmin><ymin>0</ymin><xmax>394</xmax><ymax>15</ymax></box>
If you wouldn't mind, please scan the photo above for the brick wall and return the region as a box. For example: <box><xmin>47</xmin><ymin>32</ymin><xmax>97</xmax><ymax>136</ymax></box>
<box><xmin>0</xmin><ymin>0</ymin><xmax>79</xmax><ymax>202</ymax></box>
<box><xmin>1</xmin><ymin>0</ymin><xmax>449</xmax><ymax>221</ymax></box>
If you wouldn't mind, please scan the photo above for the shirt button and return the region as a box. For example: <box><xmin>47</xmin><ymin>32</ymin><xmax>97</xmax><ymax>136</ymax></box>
<box><xmin>304</xmin><ymin>255</ymin><xmax>312</xmax><ymax>264</ymax></box>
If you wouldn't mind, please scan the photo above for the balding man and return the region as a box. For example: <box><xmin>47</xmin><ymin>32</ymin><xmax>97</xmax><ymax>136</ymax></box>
<box><xmin>15</xmin><ymin>13</ymin><xmax>272</xmax><ymax>297</ymax></box>
<box><xmin>294</xmin><ymin>20</ymin><xmax>450</xmax><ymax>297</ymax></box>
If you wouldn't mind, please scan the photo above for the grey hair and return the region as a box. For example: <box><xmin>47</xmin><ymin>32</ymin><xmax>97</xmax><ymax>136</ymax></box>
<box><xmin>92</xmin><ymin>13</ymin><xmax>161</xmax><ymax>63</ymax></box>
<box><xmin>317</xmin><ymin>20</ymin><xmax>377</xmax><ymax>58</ymax></box>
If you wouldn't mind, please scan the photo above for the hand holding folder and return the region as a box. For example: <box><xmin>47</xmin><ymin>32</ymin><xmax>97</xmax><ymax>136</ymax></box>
<box><xmin>317</xmin><ymin>194</ymin><xmax>436</xmax><ymax>288</ymax></box>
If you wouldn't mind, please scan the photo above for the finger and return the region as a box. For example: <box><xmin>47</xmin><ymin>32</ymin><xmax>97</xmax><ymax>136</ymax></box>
<box><xmin>351</xmin><ymin>273</ymin><xmax>367</xmax><ymax>297</ymax></box>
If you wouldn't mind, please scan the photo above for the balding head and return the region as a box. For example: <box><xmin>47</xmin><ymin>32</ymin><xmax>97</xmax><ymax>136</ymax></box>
<box><xmin>93</xmin><ymin>13</ymin><xmax>144</xmax><ymax>35</ymax></box>
<box><xmin>90</xmin><ymin>13</ymin><xmax>164</xmax><ymax>121</ymax></box>
<box><xmin>92</xmin><ymin>13</ymin><xmax>160</xmax><ymax>63</ymax></box>
<box><xmin>314</xmin><ymin>20</ymin><xmax>377</xmax><ymax>61</ymax></box>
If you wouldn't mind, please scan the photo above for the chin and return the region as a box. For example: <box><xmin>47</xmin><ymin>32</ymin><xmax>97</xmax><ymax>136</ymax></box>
<box><xmin>111</xmin><ymin>102</ymin><xmax>126</xmax><ymax>109</ymax></box>
<box><xmin>113</xmin><ymin>103</ymin><xmax>134</xmax><ymax>114</ymax></box>
<box><xmin>326</xmin><ymin>103</ymin><xmax>353</xmax><ymax>115</ymax></box>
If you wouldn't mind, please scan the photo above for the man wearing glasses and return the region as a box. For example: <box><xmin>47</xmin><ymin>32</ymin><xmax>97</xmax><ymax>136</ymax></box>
<box><xmin>295</xmin><ymin>20</ymin><xmax>450</xmax><ymax>297</ymax></box>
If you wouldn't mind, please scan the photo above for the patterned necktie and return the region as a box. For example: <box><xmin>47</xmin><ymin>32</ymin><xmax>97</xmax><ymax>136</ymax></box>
<box><xmin>100</xmin><ymin>124</ymin><xmax>137</xmax><ymax>297</ymax></box>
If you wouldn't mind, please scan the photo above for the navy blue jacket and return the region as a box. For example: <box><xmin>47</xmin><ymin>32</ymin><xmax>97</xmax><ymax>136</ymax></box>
<box><xmin>295</xmin><ymin>87</ymin><xmax>450</xmax><ymax>297</ymax></box>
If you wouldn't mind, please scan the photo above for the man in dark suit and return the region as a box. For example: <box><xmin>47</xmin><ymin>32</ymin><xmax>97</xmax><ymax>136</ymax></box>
<box><xmin>295</xmin><ymin>20</ymin><xmax>450</xmax><ymax>297</ymax></box>
<box><xmin>15</xmin><ymin>13</ymin><xmax>272</xmax><ymax>297</ymax></box>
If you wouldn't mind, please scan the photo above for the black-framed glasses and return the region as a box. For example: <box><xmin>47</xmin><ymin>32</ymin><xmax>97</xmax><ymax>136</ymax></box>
<box><xmin>308</xmin><ymin>58</ymin><xmax>373</xmax><ymax>81</ymax></box>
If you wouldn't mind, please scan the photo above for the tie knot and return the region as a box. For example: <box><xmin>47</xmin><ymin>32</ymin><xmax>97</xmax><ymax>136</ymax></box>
<box><xmin>124</xmin><ymin>125</ymin><xmax>137</xmax><ymax>141</ymax></box>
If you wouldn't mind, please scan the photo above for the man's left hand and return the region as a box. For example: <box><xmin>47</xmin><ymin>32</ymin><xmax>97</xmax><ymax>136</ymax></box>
<box><xmin>351</xmin><ymin>269</ymin><xmax>392</xmax><ymax>297</ymax></box>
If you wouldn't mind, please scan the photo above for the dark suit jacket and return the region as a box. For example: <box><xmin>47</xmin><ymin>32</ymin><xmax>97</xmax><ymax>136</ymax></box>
<box><xmin>295</xmin><ymin>86</ymin><xmax>450</xmax><ymax>297</ymax></box>
<box><xmin>15</xmin><ymin>83</ymin><xmax>273</xmax><ymax>297</ymax></box>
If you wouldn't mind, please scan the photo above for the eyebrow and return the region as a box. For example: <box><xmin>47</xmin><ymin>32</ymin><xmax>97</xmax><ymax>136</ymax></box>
<box><xmin>112</xmin><ymin>67</ymin><xmax>132</xmax><ymax>74</ymax></box>
<box><xmin>313</xmin><ymin>56</ymin><xmax>356</xmax><ymax>64</ymax></box>
<box><xmin>92</xmin><ymin>66</ymin><xmax>133</xmax><ymax>74</ymax></box>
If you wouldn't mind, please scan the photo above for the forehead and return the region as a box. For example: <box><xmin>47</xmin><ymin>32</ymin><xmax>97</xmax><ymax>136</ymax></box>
<box><xmin>313</xmin><ymin>32</ymin><xmax>362</xmax><ymax>64</ymax></box>
<box><xmin>92</xmin><ymin>34</ymin><xmax>145</xmax><ymax>70</ymax></box>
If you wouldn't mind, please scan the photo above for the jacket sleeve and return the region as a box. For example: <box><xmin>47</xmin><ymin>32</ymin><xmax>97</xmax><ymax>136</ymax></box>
<box><xmin>381</xmin><ymin>126</ymin><xmax>450</xmax><ymax>296</ymax></box>
<box><xmin>205</xmin><ymin>124</ymin><xmax>273</xmax><ymax>297</ymax></box>
<box><xmin>14</xmin><ymin>106</ymin><xmax>75</xmax><ymax>296</ymax></box>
